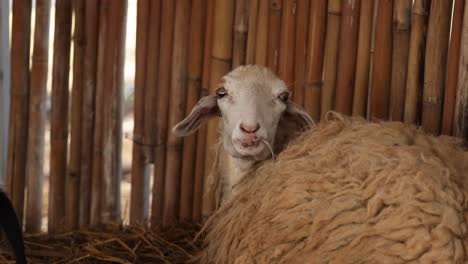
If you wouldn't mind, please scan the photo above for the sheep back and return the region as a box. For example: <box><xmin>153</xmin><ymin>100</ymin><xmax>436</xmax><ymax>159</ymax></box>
<box><xmin>198</xmin><ymin>114</ymin><xmax>468</xmax><ymax>264</ymax></box>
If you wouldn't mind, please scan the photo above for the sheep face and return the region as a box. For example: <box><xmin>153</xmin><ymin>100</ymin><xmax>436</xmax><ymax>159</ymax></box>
<box><xmin>172</xmin><ymin>65</ymin><xmax>313</xmax><ymax>161</ymax></box>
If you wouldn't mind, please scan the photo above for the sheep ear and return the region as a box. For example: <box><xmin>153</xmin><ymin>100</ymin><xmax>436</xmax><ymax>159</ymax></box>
<box><xmin>283</xmin><ymin>102</ymin><xmax>314</xmax><ymax>131</ymax></box>
<box><xmin>172</xmin><ymin>95</ymin><xmax>219</xmax><ymax>137</ymax></box>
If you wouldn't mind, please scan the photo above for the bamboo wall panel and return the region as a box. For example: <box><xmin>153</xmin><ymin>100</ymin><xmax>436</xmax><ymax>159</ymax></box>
<box><xmin>7</xmin><ymin>0</ymin><xmax>468</xmax><ymax>234</ymax></box>
<box><xmin>404</xmin><ymin>0</ymin><xmax>430</xmax><ymax>124</ymax></box>
<box><xmin>180</xmin><ymin>0</ymin><xmax>206</xmax><ymax>223</ymax></box>
<box><xmin>304</xmin><ymin>0</ymin><xmax>327</xmax><ymax>121</ymax></box>
<box><xmin>352</xmin><ymin>0</ymin><xmax>373</xmax><ymax>117</ymax></box>
<box><xmin>66</xmin><ymin>0</ymin><xmax>85</xmax><ymax>231</ymax></box>
<box><xmin>49</xmin><ymin>0</ymin><xmax>72</xmax><ymax>233</ymax></box>
<box><xmin>442</xmin><ymin>0</ymin><xmax>465</xmax><ymax>135</ymax></box>
<box><xmin>293</xmin><ymin>0</ymin><xmax>310</xmax><ymax>106</ymax></box>
<box><xmin>369</xmin><ymin>0</ymin><xmax>393</xmax><ymax>121</ymax></box>
<box><xmin>151</xmin><ymin>0</ymin><xmax>176</xmax><ymax>227</ymax></box>
<box><xmin>321</xmin><ymin>0</ymin><xmax>341</xmax><ymax>119</ymax></box>
<box><xmin>454</xmin><ymin>1</ymin><xmax>468</xmax><ymax>138</ymax></box>
<box><xmin>421</xmin><ymin>0</ymin><xmax>453</xmax><ymax>135</ymax></box>
<box><xmin>7</xmin><ymin>0</ymin><xmax>32</xmax><ymax>226</ymax></box>
<box><xmin>79</xmin><ymin>0</ymin><xmax>100</xmax><ymax>228</ymax></box>
<box><xmin>164</xmin><ymin>0</ymin><xmax>192</xmax><ymax>227</ymax></box>
<box><xmin>389</xmin><ymin>0</ymin><xmax>411</xmax><ymax>121</ymax></box>
<box><xmin>334</xmin><ymin>0</ymin><xmax>360</xmax><ymax>116</ymax></box>
<box><xmin>25</xmin><ymin>0</ymin><xmax>51</xmax><ymax>233</ymax></box>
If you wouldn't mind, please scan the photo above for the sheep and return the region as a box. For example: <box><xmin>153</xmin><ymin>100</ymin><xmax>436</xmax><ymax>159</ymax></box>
<box><xmin>173</xmin><ymin>65</ymin><xmax>313</xmax><ymax>214</ymax></box>
<box><xmin>0</xmin><ymin>191</ymin><xmax>27</xmax><ymax>264</ymax></box>
<box><xmin>197</xmin><ymin>115</ymin><xmax>468</xmax><ymax>263</ymax></box>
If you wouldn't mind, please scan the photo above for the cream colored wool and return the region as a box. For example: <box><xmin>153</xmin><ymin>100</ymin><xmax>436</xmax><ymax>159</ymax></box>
<box><xmin>198</xmin><ymin>114</ymin><xmax>468</xmax><ymax>264</ymax></box>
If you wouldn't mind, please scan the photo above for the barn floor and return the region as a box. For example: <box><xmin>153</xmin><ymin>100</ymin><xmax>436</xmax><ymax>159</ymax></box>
<box><xmin>0</xmin><ymin>224</ymin><xmax>201</xmax><ymax>264</ymax></box>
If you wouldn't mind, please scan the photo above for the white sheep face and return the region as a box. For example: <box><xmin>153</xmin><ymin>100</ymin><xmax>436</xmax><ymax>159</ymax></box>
<box><xmin>172</xmin><ymin>65</ymin><xmax>313</xmax><ymax>161</ymax></box>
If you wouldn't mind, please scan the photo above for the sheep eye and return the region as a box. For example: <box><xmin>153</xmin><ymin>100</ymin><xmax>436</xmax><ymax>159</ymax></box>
<box><xmin>216</xmin><ymin>87</ymin><xmax>228</xmax><ymax>99</ymax></box>
<box><xmin>278</xmin><ymin>92</ymin><xmax>289</xmax><ymax>102</ymax></box>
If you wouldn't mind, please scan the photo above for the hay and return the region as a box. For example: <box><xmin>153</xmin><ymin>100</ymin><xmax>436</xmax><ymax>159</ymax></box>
<box><xmin>0</xmin><ymin>224</ymin><xmax>200</xmax><ymax>264</ymax></box>
<box><xmin>198</xmin><ymin>113</ymin><xmax>468</xmax><ymax>263</ymax></box>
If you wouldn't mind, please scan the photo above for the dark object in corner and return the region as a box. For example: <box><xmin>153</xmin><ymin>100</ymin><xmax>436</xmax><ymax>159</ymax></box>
<box><xmin>0</xmin><ymin>191</ymin><xmax>26</xmax><ymax>264</ymax></box>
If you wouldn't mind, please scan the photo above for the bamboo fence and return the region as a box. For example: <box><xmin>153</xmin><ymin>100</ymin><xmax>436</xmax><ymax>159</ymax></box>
<box><xmin>3</xmin><ymin>0</ymin><xmax>468</xmax><ymax>235</ymax></box>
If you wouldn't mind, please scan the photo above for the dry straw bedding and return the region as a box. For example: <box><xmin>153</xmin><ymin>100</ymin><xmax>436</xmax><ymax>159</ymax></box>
<box><xmin>198</xmin><ymin>114</ymin><xmax>468</xmax><ymax>263</ymax></box>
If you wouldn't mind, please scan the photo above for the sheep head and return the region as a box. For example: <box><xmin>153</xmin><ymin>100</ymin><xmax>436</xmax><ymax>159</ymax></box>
<box><xmin>172</xmin><ymin>65</ymin><xmax>313</xmax><ymax>161</ymax></box>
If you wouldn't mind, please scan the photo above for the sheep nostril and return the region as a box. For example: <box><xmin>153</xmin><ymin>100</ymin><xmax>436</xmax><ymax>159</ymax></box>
<box><xmin>240</xmin><ymin>123</ymin><xmax>260</xmax><ymax>134</ymax></box>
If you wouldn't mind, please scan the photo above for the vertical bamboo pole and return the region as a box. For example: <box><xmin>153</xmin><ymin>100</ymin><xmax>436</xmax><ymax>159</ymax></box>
<box><xmin>79</xmin><ymin>0</ymin><xmax>100</xmax><ymax>228</ymax></box>
<box><xmin>151</xmin><ymin>0</ymin><xmax>176</xmax><ymax>226</ymax></box>
<box><xmin>267</xmin><ymin>0</ymin><xmax>282</xmax><ymax>72</ymax></box>
<box><xmin>196</xmin><ymin>0</ymin><xmax>214</xmax><ymax>222</ymax></box>
<box><xmin>421</xmin><ymin>0</ymin><xmax>453</xmax><ymax>135</ymax></box>
<box><xmin>321</xmin><ymin>0</ymin><xmax>341</xmax><ymax>119</ymax></box>
<box><xmin>303</xmin><ymin>0</ymin><xmax>327</xmax><ymax>121</ymax></box>
<box><xmin>255</xmin><ymin>0</ymin><xmax>269</xmax><ymax>65</ymax></box>
<box><xmin>100</xmin><ymin>0</ymin><xmax>126</xmax><ymax>224</ymax></box>
<box><xmin>66</xmin><ymin>0</ymin><xmax>85</xmax><ymax>231</ymax></box>
<box><xmin>232</xmin><ymin>0</ymin><xmax>249</xmax><ymax>68</ymax></box>
<box><xmin>366</xmin><ymin>1</ymin><xmax>378</xmax><ymax>119</ymax></box>
<box><xmin>25</xmin><ymin>0</ymin><xmax>51</xmax><ymax>233</ymax></box>
<box><xmin>442</xmin><ymin>0</ymin><xmax>465</xmax><ymax>135</ymax></box>
<box><xmin>454</xmin><ymin>1</ymin><xmax>468</xmax><ymax>138</ymax></box>
<box><xmin>180</xmin><ymin>0</ymin><xmax>206</xmax><ymax>223</ymax></box>
<box><xmin>278</xmin><ymin>0</ymin><xmax>296</xmax><ymax>89</ymax></box>
<box><xmin>352</xmin><ymin>0</ymin><xmax>374</xmax><ymax>117</ymax></box>
<box><xmin>404</xmin><ymin>0</ymin><xmax>430</xmax><ymax>124</ymax></box>
<box><xmin>293</xmin><ymin>0</ymin><xmax>310</xmax><ymax>106</ymax></box>
<box><xmin>388</xmin><ymin>0</ymin><xmax>411</xmax><ymax>121</ymax></box>
<box><xmin>90</xmin><ymin>0</ymin><xmax>108</xmax><ymax>226</ymax></box>
<box><xmin>7</xmin><ymin>0</ymin><xmax>32</xmax><ymax>226</ymax></box>
<box><xmin>164</xmin><ymin>0</ymin><xmax>192</xmax><ymax>227</ymax></box>
<box><xmin>246</xmin><ymin>0</ymin><xmax>259</xmax><ymax>64</ymax></box>
<box><xmin>130</xmin><ymin>0</ymin><xmax>158</xmax><ymax>226</ymax></box>
<box><xmin>204</xmin><ymin>0</ymin><xmax>235</xmax><ymax>219</ymax></box>
<box><xmin>334</xmin><ymin>0</ymin><xmax>360</xmax><ymax>116</ymax></box>
<box><xmin>369</xmin><ymin>0</ymin><xmax>393</xmax><ymax>121</ymax></box>
<box><xmin>130</xmin><ymin>0</ymin><xmax>150</xmax><ymax>225</ymax></box>
<box><xmin>0</xmin><ymin>0</ymin><xmax>9</xmax><ymax>185</ymax></box>
<box><xmin>49</xmin><ymin>0</ymin><xmax>72</xmax><ymax>233</ymax></box>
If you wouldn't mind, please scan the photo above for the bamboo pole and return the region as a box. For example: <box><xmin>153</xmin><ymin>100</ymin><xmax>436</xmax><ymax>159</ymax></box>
<box><xmin>0</xmin><ymin>0</ymin><xmax>9</xmax><ymax>185</ymax></box>
<box><xmin>25</xmin><ymin>0</ymin><xmax>51</xmax><ymax>233</ymax></box>
<box><xmin>421</xmin><ymin>0</ymin><xmax>453</xmax><ymax>135</ymax></box>
<box><xmin>164</xmin><ymin>0</ymin><xmax>192</xmax><ymax>227</ymax></box>
<box><xmin>232</xmin><ymin>0</ymin><xmax>249</xmax><ymax>68</ymax></box>
<box><xmin>303</xmin><ymin>0</ymin><xmax>327</xmax><ymax>121</ymax></box>
<box><xmin>454</xmin><ymin>1</ymin><xmax>468</xmax><ymax>138</ymax></box>
<box><xmin>151</xmin><ymin>0</ymin><xmax>176</xmax><ymax>226</ymax></box>
<box><xmin>278</xmin><ymin>0</ymin><xmax>296</xmax><ymax>90</ymax></box>
<box><xmin>66</xmin><ymin>0</ymin><xmax>85</xmax><ymax>231</ymax></box>
<box><xmin>321</xmin><ymin>0</ymin><xmax>341</xmax><ymax>119</ymax></box>
<box><xmin>130</xmin><ymin>0</ymin><xmax>158</xmax><ymax>226</ymax></box>
<box><xmin>79</xmin><ymin>0</ymin><xmax>100</xmax><ymax>228</ymax></box>
<box><xmin>49</xmin><ymin>0</ymin><xmax>72</xmax><ymax>233</ymax></box>
<box><xmin>267</xmin><ymin>0</ymin><xmax>282</xmax><ymax>72</ymax></box>
<box><xmin>293</xmin><ymin>0</ymin><xmax>310</xmax><ymax>106</ymax></box>
<box><xmin>352</xmin><ymin>0</ymin><xmax>374</xmax><ymax>117</ymax></box>
<box><xmin>90</xmin><ymin>0</ymin><xmax>108</xmax><ymax>227</ymax></box>
<box><xmin>442</xmin><ymin>0</ymin><xmax>465</xmax><ymax>135</ymax></box>
<box><xmin>369</xmin><ymin>0</ymin><xmax>393</xmax><ymax>121</ymax></box>
<box><xmin>388</xmin><ymin>0</ymin><xmax>411</xmax><ymax>121</ymax></box>
<box><xmin>366</xmin><ymin>1</ymin><xmax>378</xmax><ymax>119</ymax></box>
<box><xmin>7</xmin><ymin>0</ymin><xmax>32</xmax><ymax>226</ymax></box>
<box><xmin>203</xmin><ymin>0</ymin><xmax>235</xmax><ymax>219</ymax></box>
<box><xmin>100</xmin><ymin>0</ymin><xmax>126</xmax><ymax>224</ymax></box>
<box><xmin>196</xmin><ymin>0</ymin><xmax>214</xmax><ymax>222</ymax></box>
<box><xmin>246</xmin><ymin>0</ymin><xmax>259</xmax><ymax>64</ymax></box>
<box><xmin>255</xmin><ymin>0</ymin><xmax>269</xmax><ymax>65</ymax></box>
<box><xmin>334</xmin><ymin>0</ymin><xmax>360</xmax><ymax>116</ymax></box>
<box><xmin>404</xmin><ymin>0</ymin><xmax>430</xmax><ymax>124</ymax></box>
<box><xmin>180</xmin><ymin>0</ymin><xmax>206</xmax><ymax>223</ymax></box>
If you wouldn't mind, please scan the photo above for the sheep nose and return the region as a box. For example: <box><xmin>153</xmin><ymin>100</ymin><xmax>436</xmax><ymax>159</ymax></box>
<box><xmin>240</xmin><ymin>123</ymin><xmax>260</xmax><ymax>134</ymax></box>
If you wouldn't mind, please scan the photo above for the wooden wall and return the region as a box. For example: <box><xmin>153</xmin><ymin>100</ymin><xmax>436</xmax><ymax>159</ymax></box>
<box><xmin>4</xmin><ymin>0</ymin><xmax>468</xmax><ymax>233</ymax></box>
